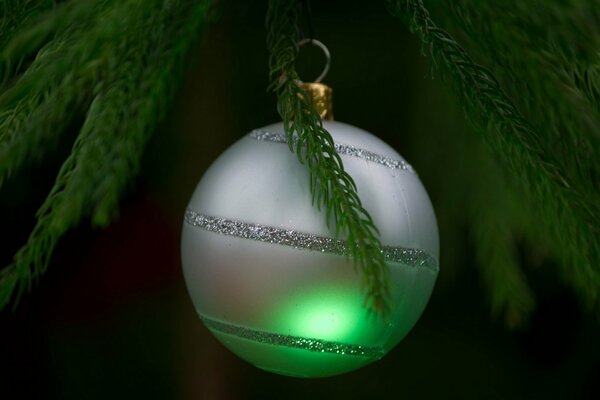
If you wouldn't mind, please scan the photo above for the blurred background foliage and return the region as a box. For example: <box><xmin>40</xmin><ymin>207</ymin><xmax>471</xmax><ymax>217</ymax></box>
<box><xmin>0</xmin><ymin>0</ymin><xmax>599</xmax><ymax>398</ymax></box>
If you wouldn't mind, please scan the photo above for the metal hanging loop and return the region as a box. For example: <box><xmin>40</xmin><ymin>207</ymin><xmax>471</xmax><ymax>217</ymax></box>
<box><xmin>297</xmin><ymin>38</ymin><xmax>330</xmax><ymax>83</ymax></box>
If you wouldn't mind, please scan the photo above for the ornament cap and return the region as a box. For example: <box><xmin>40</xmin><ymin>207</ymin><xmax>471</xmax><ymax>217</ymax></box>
<box><xmin>300</xmin><ymin>82</ymin><xmax>334</xmax><ymax>121</ymax></box>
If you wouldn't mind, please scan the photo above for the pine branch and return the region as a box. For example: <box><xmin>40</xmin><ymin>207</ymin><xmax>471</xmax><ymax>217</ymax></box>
<box><xmin>266</xmin><ymin>0</ymin><xmax>390</xmax><ymax>315</ymax></box>
<box><xmin>443</xmin><ymin>0</ymin><xmax>600</xmax><ymax>191</ymax></box>
<box><xmin>90</xmin><ymin>0</ymin><xmax>213</xmax><ymax>226</ymax></box>
<box><xmin>0</xmin><ymin>1</ymin><xmax>108</xmax><ymax>87</ymax></box>
<box><xmin>466</xmin><ymin>149</ymin><xmax>536</xmax><ymax>328</ymax></box>
<box><xmin>387</xmin><ymin>0</ymin><xmax>600</xmax><ymax>316</ymax></box>
<box><xmin>0</xmin><ymin>0</ymin><xmax>213</xmax><ymax>310</ymax></box>
<box><xmin>0</xmin><ymin>1</ymin><xmax>56</xmax><ymax>50</ymax></box>
<box><xmin>0</xmin><ymin>0</ymin><xmax>124</xmax><ymax>187</ymax></box>
<box><xmin>437</xmin><ymin>0</ymin><xmax>600</xmax><ymax>314</ymax></box>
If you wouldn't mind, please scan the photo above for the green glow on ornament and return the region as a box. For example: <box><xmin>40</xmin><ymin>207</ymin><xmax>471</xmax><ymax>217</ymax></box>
<box><xmin>278</xmin><ymin>288</ymin><xmax>365</xmax><ymax>343</ymax></box>
<box><xmin>203</xmin><ymin>285</ymin><xmax>386</xmax><ymax>378</ymax></box>
<box><xmin>304</xmin><ymin>308</ymin><xmax>349</xmax><ymax>338</ymax></box>
<box><xmin>195</xmin><ymin>266</ymin><xmax>440</xmax><ymax>377</ymax></box>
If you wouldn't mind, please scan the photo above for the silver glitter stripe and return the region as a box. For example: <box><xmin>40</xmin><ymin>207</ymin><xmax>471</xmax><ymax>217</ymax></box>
<box><xmin>248</xmin><ymin>129</ymin><xmax>415</xmax><ymax>173</ymax></box>
<box><xmin>200</xmin><ymin>315</ymin><xmax>384</xmax><ymax>357</ymax></box>
<box><xmin>184</xmin><ymin>209</ymin><xmax>438</xmax><ymax>272</ymax></box>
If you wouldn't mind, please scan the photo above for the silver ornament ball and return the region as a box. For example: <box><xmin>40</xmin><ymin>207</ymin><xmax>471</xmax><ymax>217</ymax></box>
<box><xmin>181</xmin><ymin>120</ymin><xmax>439</xmax><ymax>377</ymax></box>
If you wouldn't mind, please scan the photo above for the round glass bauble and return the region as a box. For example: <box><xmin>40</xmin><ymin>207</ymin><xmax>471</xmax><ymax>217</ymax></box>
<box><xmin>181</xmin><ymin>121</ymin><xmax>439</xmax><ymax>377</ymax></box>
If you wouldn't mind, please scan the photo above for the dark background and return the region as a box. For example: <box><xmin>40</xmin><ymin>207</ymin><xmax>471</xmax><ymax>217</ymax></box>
<box><xmin>1</xmin><ymin>1</ymin><xmax>599</xmax><ymax>398</ymax></box>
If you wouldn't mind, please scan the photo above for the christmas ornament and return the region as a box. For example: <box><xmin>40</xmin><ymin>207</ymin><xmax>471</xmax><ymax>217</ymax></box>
<box><xmin>181</xmin><ymin>41</ymin><xmax>439</xmax><ymax>378</ymax></box>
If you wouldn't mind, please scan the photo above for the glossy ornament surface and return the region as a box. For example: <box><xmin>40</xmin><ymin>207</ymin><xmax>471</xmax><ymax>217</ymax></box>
<box><xmin>181</xmin><ymin>121</ymin><xmax>439</xmax><ymax>377</ymax></box>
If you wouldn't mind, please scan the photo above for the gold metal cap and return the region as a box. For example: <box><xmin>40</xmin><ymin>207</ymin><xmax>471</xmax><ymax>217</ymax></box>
<box><xmin>300</xmin><ymin>82</ymin><xmax>334</xmax><ymax>121</ymax></box>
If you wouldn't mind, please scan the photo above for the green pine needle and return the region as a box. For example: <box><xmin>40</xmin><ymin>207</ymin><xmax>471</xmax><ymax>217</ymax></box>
<box><xmin>0</xmin><ymin>1</ymin><xmax>56</xmax><ymax>51</ymax></box>
<box><xmin>439</xmin><ymin>0</ymin><xmax>600</xmax><ymax>319</ymax></box>
<box><xmin>0</xmin><ymin>0</ymin><xmax>213</xmax><ymax>311</ymax></box>
<box><xmin>3</xmin><ymin>0</ymin><xmax>599</xmax><ymax>328</ymax></box>
<box><xmin>387</xmin><ymin>0</ymin><xmax>600</xmax><ymax>321</ymax></box>
<box><xmin>266</xmin><ymin>0</ymin><xmax>390</xmax><ymax>316</ymax></box>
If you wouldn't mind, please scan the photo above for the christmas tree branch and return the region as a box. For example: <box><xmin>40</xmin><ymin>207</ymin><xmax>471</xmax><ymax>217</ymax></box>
<box><xmin>439</xmin><ymin>0</ymin><xmax>600</xmax><ymax>317</ymax></box>
<box><xmin>387</xmin><ymin>0</ymin><xmax>600</xmax><ymax>317</ymax></box>
<box><xmin>0</xmin><ymin>0</ymin><xmax>129</xmax><ymax>187</ymax></box>
<box><xmin>0</xmin><ymin>1</ymin><xmax>56</xmax><ymax>51</ymax></box>
<box><xmin>0</xmin><ymin>0</ymin><xmax>214</xmax><ymax>310</ymax></box>
<box><xmin>266</xmin><ymin>0</ymin><xmax>390</xmax><ymax>315</ymax></box>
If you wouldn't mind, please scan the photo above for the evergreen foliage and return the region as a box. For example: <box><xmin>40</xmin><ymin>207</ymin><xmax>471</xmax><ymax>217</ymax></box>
<box><xmin>266</xmin><ymin>0</ymin><xmax>390</xmax><ymax>315</ymax></box>
<box><xmin>0</xmin><ymin>0</ymin><xmax>213</xmax><ymax>310</ymax></box>
<box><xmin>1</xmin><ymin>0</ymin><xmax>599</xmax><ymax>327</ymax></box>
<box><xmin>387</xmin><ymin>0</ymin><xmax>600</xmax><ymax>324</ymax></box>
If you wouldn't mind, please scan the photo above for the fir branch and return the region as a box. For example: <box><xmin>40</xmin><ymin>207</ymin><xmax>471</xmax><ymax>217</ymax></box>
<box><xmin>0</xmin><ymin>1</ymin><xmax>56</xmax><ymax>50</ymax></box>
<box><xmin>0</xmin><ymin>0</ymin><xmax>124</xmax><ymax>187</ymax></box>
<box><xmin>443</xmin><ymin>0</ymin><xmax>600</xmax><ymax>187</ymax></box>
<box><xmin>387</xmin><ymin>0</ymin><xmax>600</xmax><ymax>315</ymax></box>
<box><xmin>90</xmin><ymin>0</ymin><xmax>213</xmax><ymax>226</ymax></box>
<box><xmin>0</xmin><ymin>0</ymin><xmax>108</xmax><ymax>87</ymax></box>
<box><xmin>266</xmin><ymin>0</ymin><xmax>390</xmax><ymax>315</ymax></box>
<box><xmin>466</xmin><ymin>149</ymin><xmax>536</xmax><ymax>328</ymax></box>
<box><xmin>0</xmin><ymin>0</ymin><xmax>213</xmax><ymax>310</ymax></box>
<box><xmin>437</xmin><ymin>0</ymin><xmax>600</xmax><ymax>314</ymax></box>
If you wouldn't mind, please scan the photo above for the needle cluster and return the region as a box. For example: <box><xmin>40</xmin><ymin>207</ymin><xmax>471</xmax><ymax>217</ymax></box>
<box><xmin>266</xmin><ymin>0</ymin><xmax>391</xmax><ymax>315</ymax></box>
<box><xmin>0</xmin><ymin>0</ymin><xmax>214</xmax><ymax>310</ymax></box>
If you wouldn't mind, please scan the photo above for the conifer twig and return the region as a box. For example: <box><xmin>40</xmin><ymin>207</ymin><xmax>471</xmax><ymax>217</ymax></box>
<box><xmin>266</xmin><ymin>0</ymin><xmax>390</xmax><ymax>315</ymax></box>
<box><xmin>387</xmin><ymin>0</ymin><xmax>600</xmax><ymax>315</ymax></box>
<box><xmin>0</xmin><ymin>0</ymin><xmax>214</xmax><ymax>310</ymax></box>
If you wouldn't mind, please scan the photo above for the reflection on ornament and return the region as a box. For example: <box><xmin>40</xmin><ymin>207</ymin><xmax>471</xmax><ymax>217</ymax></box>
<box><xmin>181</xmin><ymin>114</ymin><xmax>440</xmax><ymax>377</ymax></box>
